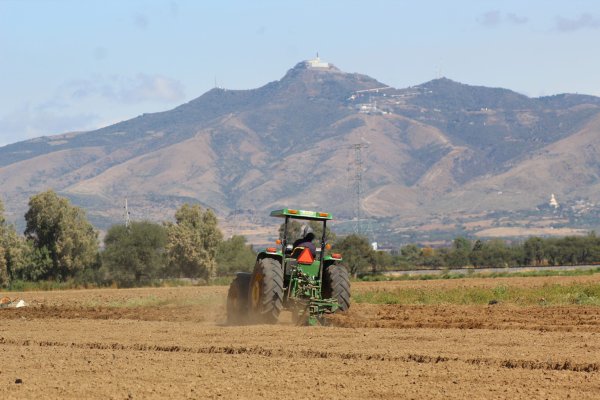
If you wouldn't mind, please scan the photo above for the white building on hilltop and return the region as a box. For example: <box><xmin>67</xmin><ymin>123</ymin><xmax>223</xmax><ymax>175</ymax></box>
<box><xmin>307</xmin><ymin>55</ymin><xmax>330</xmax><ymax>69</ymax></box>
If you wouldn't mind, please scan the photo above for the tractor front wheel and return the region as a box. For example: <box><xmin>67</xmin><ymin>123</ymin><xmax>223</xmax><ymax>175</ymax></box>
<box><xmin>322</xmin><ymin>264</ymin><xmax>351</xmax><ymax>311</ymax></box>
<box><xmin>248</xmin><ymin>258</ymin><xmax>284</xmax><ymax>323</ymax></box>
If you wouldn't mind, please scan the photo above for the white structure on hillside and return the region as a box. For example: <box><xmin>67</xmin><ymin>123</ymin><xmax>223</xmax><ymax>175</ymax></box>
<box><xmin>549</xmin><ymin>193</ymin><xmax>559</xmax><ymax>209</ymax></box>
<box><xmin>307</xmin><ymin>54</ymin><xmax>330</xmax><ymax>69</ymax></box>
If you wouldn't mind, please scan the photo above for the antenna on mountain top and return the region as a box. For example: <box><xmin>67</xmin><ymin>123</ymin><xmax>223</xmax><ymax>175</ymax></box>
<box><xmin>435</xmin><ymin>64</ymin><xmax>443</xmax><ymax>79</ymax></box>
<box><xmin>124</xmin><ymin>198</ymin><xmax>131</xmax><ymax>230</ymax></box>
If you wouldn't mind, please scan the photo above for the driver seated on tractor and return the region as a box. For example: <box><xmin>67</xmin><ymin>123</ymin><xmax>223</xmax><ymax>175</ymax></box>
<box><xmin>292</xmin><ymin>224</ymin><xmax>317</xmax><ymax>258</ymax></box>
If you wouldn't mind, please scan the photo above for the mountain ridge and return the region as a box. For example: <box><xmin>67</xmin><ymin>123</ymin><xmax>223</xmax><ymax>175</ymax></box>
<box><xmin>1</xmin><ymin>60</ymin><xmax>599</xmax><ymax>244</ymax></box>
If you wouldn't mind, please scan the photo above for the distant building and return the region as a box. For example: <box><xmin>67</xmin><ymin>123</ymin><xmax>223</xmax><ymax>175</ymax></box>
<box><xmin>306</xmin><ymin>56</ymin><xmax>330</xmax><ymax>69</ymax></box>
<box><xmin>549</xmin><ymin>193</ymin><xmax>559</xmax><ymax>209</ymax></box>
<box><xmin>359</xmin><ymin>102</ymin><xmax>377</xmax><ymax>114</ymax></box>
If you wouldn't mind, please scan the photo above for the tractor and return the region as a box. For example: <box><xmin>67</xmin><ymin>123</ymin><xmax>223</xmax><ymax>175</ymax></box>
<box><xmin>227</xmin><ymin>208</ymin><xmax>350</xmax><ymax>326</ymax></box>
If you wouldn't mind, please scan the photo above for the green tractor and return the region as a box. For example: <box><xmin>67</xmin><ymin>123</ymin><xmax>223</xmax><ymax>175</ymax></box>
<box><xmin>227</xmin><ymin>208</ymin><xmax>350</xmax><ymax>326</ymax></box>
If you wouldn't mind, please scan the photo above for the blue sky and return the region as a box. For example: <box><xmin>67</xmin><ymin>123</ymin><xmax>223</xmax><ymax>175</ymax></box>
<box><xmin>1</xmin><ymin>0</ymin><xmax>600</xmax><ymax>146</ymax></box>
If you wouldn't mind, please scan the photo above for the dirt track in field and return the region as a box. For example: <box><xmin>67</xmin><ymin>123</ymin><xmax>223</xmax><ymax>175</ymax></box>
<box><xmin>1</xmin><ymin>277</ymin><xmax>600</xmax><ymax>399</ymax></box>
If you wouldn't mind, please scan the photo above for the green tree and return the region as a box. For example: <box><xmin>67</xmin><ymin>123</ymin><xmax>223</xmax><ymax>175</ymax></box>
<box><xmin>480</xmin><ymin>239</ymin><xmax>512</xmax><ymax>268</ymax></box>
<box><xmin>371</xmin><ymin>250</ymin><xmax>393</xmax><ymax>273</ymax></box>
<box><xmin>216</xmin><ymin>235</ymin><xmax>257</xmax><ymax>276</ymax></box>
<box><xmin>585</xmin><ymin>232</ymin><xmax>600</xmax><ymax>262</ymax></box>
<box><xmin>0</xmin><ymin>243</ymin><xmax>6</xmax><ymax>286</ymax></box>
<box><xmin>400</xmin><ymin>244</ymin><xmax>420</xmax><ymax>265</ymax></box>
<box><xmin>523</xmin><ymin>237</ymin><xmax>545</xmax><ymax>265</ymax></box>
<box><xmin>420</xmin><ymin>246</ymin><xmax>445</xmax><ymax>268</ymax></box>
<box><xmin>102</xmin><ymin>221</ymin><xmax>167</xmax><ymax>286</ymax></box>
<box><xmin>12</xmin><ymin>242</ymin><xmax>53</xmax><ymax>282</ymax></box>
<box><xmin>470</xmin><ymin>240</ymin><xmax>485</xmax><ymax>267</ymax></box>
<box><xmin>166</xmin><ymin>204</ymin><xmax>223</xmax><ymax>281</ymax></box>
<box><xmin>334</xmin><ymin>234</ymin><xmax>374</xmax><ymax>276</ymax></box>
<box><xmin>0</xmin><ymin>199</ymin><xmax>9</xmax><ymax>285</ymax></box>
<box><xmin>2</xmin><ymin>198</ymin><xmax>56</xmax><ymax>285</ymax></box>
<box><xmin>0</xmin><ymin>208</ymin><xmax>31</xmax><ymax>284</ymax></box>
<box><xmin>447</xmin><ymin>237</ymin><xmax>471</xmax><ymax>268</ymax></box>
<box><xmin>510</xmin><ymin>242</ymin><xmax>526</xmax><ymax>266</ymax></box>
<box><xmin>548</xmin><ymin>236</ymin><xmax>582</xmax><ymax>265</ymax></box>
<box><xmin>545</xmin><ymin>238</ymin><xmax>560</xmax><ymax>265</ymax></box>
<box><xmin>24</xmin><ymin>190</ymin><xmax>98</xmax><ymax>280</ymax></box>
<box><xmin>0</xmin><ymin>199</ymin><xmax>4</xmax><ymax>227</ymax></box>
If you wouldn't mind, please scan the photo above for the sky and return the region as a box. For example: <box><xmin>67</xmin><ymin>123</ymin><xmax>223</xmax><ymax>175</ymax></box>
<box><xmin>1</xmin><ymin>0</ymin><xmax>600</xmax><ymax>146</ymax></box>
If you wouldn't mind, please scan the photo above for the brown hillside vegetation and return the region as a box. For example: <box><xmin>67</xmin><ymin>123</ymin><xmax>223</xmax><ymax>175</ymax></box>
<box><xmin>1</xmin><ymin>61</ymin><xmax>600</xmax><ymax>241</ymax></box>
<box><xmin>441</xmin><ymin>112</ymin><xmax>600</xmax><ymax>215</ymax></box>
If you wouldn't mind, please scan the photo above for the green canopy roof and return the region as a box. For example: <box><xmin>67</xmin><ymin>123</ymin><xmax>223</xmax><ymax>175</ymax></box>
<box><xmin>270</xmin><ymin>208</ymin><xmax>333</xmax><ymax>220</ymax></box>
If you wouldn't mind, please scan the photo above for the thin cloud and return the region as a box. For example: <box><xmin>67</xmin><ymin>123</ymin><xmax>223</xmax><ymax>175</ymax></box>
<box><xmin>480</xmin><ymin>10</ymin><xmax>528</xmax><ymax>27</ymax></box>
<box><xmin>119</xmin><ymin>74</ymin><xmax>186</xmax><ymax>103</ymax></box>
<box><xmin>169</xmin><ymin>1</ymin><xmax>179</xmax><ymax>17</ymax></box>
<box><xmin>0</xmin><ymin>73</ymin><xmax>186</xmax><ymax>143</ymax></box>
<box><xmin>555</xmin><ymin>13</ymin><xmax>600</xmax><ymax>32</ymax></box>
<box><xmin>133</xmin><ymin>13</ymin><xmax>149</xmax><ymax>29</ymax></box>
<box><xmin>0</xmin><ymin>104</ymin><xmax>98</xmax><ymax>142</ymax></box>
<box><xmin>481</xmin><ymin>10</ymin><xmax>501</xmax><ymax>27</ymax></box>
<box><xmin>61</xmin><ymin>74</ymin><xmax>186</xmax><ymax>104</ymax></box>
<box><xmin>506</xmin><ymin>13</ymin><xmax>528</xmax><ymax>25</ymax></box>
<box><xmin>94</xmin><ymin>46</ymin><xmax>108</xmax><ymax>61</ymax></box>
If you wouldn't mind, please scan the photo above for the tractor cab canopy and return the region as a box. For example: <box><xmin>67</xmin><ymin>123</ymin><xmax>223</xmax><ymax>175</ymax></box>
<box><xmin>270</xmin><ymin>208</ymin><xmax>333</xmax><ymax>221</ymax></box>
<box><xmin>270</xmin><ymin>208</ymin><xmax>333</xmax><ymax>266</ymax></box>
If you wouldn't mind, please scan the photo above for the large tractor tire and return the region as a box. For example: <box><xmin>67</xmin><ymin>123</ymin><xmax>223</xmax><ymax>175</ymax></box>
<box><xmin>248</xmin><ymin>258</ymin><xmax>284</xmax><ymax>324</ymax></box>
<box><xmin>322</xmin><ymin>264</ymin><xmax>351</xmax><ymax>311</ymax></box>
<box><xmin>227</xmin><ymin>273</ymin><xmax>251</xmax><ymax>325</ymax></box>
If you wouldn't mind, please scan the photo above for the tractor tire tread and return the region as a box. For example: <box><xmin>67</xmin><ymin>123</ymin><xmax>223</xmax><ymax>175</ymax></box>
<box><xmin>251</xmin><ymin>258</ymin><xmax>284</xmax><ymax>323</ymax></box>
<box><xmin>323</xmin><ymin>264</ymin><xmax>351</xmax><ymax>312</ymax></box>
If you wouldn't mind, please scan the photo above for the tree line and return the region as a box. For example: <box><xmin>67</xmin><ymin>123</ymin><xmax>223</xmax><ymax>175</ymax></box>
<box><xmin>2</xmin><ymin>191</ymin><xmax>600</xmax><ymax>287</ymax></box>
<box><xmin>280</xmin><ymin>228</ymin><xmax>600</xmax><ymax>276</ymax></box>
<box><xmin>336</xmin><ymin>234</ymin><xmax>600</xmax><ymax>276</ymax></box>
<box><xmin>0</xmin><ymin>191</ymin><xmax>255</xmax><ymax>287</ymax></box>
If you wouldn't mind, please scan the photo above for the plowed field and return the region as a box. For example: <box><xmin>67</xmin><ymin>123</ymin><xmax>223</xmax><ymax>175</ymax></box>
<box><xmin>1</xmin><ymin>276</ymin><xmax>600</xmax><ymax>399</ymax></box>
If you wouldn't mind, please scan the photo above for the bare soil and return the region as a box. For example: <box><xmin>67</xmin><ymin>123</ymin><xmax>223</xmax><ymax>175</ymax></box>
<box><xmin>1</xmin><ymin>278</ymin><xmax>599</xmax><ymax>399</ymax></box>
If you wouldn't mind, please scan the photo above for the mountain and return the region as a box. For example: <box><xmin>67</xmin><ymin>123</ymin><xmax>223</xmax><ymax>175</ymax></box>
<box><xmin>2</xmin><ymin>59</ymin><xmax>600</xmax><ymax>245</ymax></box>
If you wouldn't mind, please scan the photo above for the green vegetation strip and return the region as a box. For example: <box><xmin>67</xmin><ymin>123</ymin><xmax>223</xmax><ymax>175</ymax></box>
<box><xmin>359</xmin><ymin>267</ymin><xmax>600</xmax><ymax>282</ymax></box>
<box><xmin>354</xmin><ymin>283</ymin><xmax>600</xmax><ymax>306</ymax></box>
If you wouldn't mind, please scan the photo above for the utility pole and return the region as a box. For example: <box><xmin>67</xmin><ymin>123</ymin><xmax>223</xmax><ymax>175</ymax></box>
<box><xmin>124</xmin><ymin>198</ymin><xmax>131</xmax><ymax>230</ymax></box>
<box><xmin>348</xmin><ymin>143</ymin><xmax>369</xmax><ymax>235</ymax></box>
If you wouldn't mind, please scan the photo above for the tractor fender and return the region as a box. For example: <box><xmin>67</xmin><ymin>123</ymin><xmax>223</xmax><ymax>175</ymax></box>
<box><xmin>322</xmin><ymin>255</ymin><xmax>343</xmax><ymax>269</ymax></box>
<box><xmin>322</xmin><ymin>258</ymin><xmax>337</xmax><ymax>271</ymax></box>
<box><xmin>256</xmin><ymin>251</ymin><xmax>283</xmax><ymax>265</ymax></box>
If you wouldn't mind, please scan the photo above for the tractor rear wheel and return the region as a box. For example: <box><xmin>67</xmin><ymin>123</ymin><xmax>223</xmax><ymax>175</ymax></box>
<box><xmin>322</xmin><ymin>264</ymin><xmax>351</xmax><ymax>311</ymax></box>
<box><xmin>227</xmin><ymin>273</ymin><xmax>251</xmax><ymax>325</ymax></box>
<box><xmin>248</xmin><ymin>258</ymin><xmax>284</xmax><ymax>323</ymax></box>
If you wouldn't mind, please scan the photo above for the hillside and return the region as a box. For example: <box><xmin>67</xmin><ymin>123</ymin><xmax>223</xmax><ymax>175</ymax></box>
<box><xmin>1</xmin><ymin>59</ymin><xmax>600</xmax><ymax>245</ymax></box>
